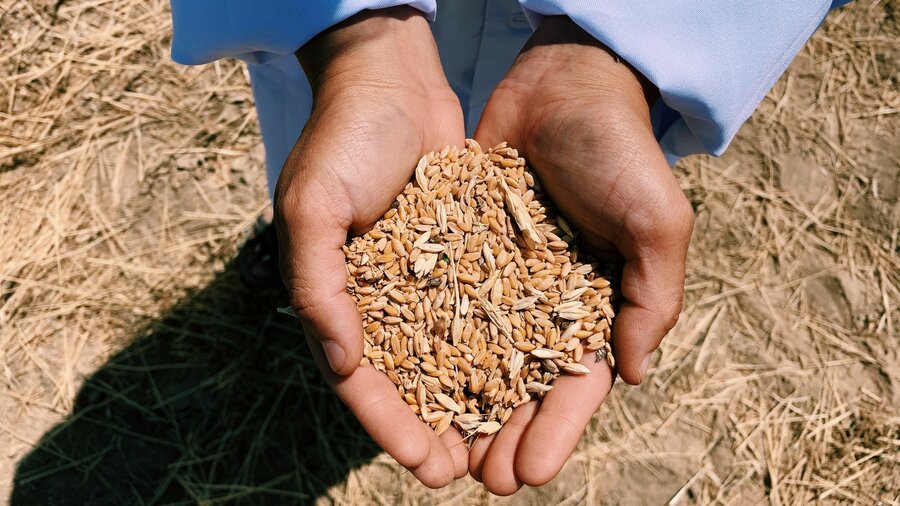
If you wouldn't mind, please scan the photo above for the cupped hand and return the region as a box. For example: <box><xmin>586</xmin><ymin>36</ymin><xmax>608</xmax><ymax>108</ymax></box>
<box><xmin>274</xmin><ymin>7</ymin><xmax>467</xmax><ymax>487</ymax></box>
<box><xmin>470</xmin><ymin>16</ymin><xmax>694</xmax><ymax>494</ymax></box>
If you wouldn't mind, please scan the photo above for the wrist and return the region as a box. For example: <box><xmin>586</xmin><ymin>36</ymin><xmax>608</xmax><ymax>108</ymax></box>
<box><xmin>515</xmin><ymin>16</ymin><xmax>659</xmax><ymax>113</ymax></box>
<box><xmin>297</xmin><ymin>7</ymin><xmax>449</xmax><ymax>100</ymax></box>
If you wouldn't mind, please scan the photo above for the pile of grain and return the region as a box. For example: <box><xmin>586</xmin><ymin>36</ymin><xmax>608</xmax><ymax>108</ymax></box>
<box><xmin>344</xmin><ymin>140</ymin><xmax>615</xmax><ymax>438</ymax></box>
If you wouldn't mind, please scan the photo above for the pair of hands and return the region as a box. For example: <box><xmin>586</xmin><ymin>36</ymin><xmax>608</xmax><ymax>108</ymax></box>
<box><xmin>274</xmin><ymin>7</ymin><xmax>693</xmax><ymax>494</ymax></box>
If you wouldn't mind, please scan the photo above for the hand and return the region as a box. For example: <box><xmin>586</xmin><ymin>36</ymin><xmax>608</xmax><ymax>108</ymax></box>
<box><xmin>469</xmin><ymin>17</ymin><xmax>694</xmax><ymax>493</ymax></box>
<box><xmin>274</xmin><ymin>7</ymin><xmax>468</xmax><ymax>487</ymax></box>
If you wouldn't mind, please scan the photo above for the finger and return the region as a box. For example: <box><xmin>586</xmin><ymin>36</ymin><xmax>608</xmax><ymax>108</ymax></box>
<box><xmin>612</xmin><ymin>259</ymin><xmax>684</xmax><ymax>384</ymax></box>
<box><xmin>565</xmin><ymin>116</ymin><xmax>691</xmax><ymax>385</ymax></box>
<box><xmin>410</xmin><ymin>426</ymin><xmax>457</xmax><ymax>488</ymax></box>
<box><xmin>304</xmin><ymin>331</ymin><xmax>431</xmax><ymax>469</ymax></box>
<box><xmin>467</xmin><ymin>433</ymin><xmax>495</xmax><ymax>483</ymax></box>
<box><xmin>612</xmin><ymin>182</ymin><xmax>693</xmax><ymax>385</ymax></box>
<box><xmin>481</xmin><ymin>401</ymin><xmax>539</xmax><ymax>496</ymax></box>
<box><xmin>439</xmin><ymin>428</ymin><xmax>469</xmax><ymax>480</ymax></box>
<box><xmin>515</xmin><ymin>358</ymin><xmax>614</xmax><ymax>486</ymax></box>
<box><xmin>276</xmin><ymin>173</ymin><xmax>363</xmax><ymax>375</ymax></box>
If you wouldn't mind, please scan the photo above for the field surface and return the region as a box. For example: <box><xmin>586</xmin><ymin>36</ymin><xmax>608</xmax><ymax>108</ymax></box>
<box><xmin>1</xmin><ymin>1</ymin><xmax>898</xmax><ymax>504</ymax></box>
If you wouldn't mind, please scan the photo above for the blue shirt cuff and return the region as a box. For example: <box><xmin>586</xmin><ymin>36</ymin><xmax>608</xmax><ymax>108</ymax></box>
<box><xmin>171</xmin><ymin>0</ymin><xmax>437</xmax><ymax>65</ymax></box>
<box><xmin>519</xmin><ymin>0</ymin><xmax>837</xmax><ymax>158</ymax></box>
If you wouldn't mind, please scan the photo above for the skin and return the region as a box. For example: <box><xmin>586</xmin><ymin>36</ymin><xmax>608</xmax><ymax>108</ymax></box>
<box><xmin>275</xmin><ymin>7</ymin><xmax>467</xmax><ymax>487</ymax></box>
<box><xmin>469</xmin><ymin>17</ymin><xmax>694</xmax><ymax>494</ymax></box>
<box><xmin>276</xmin><ymin>8</ymin><xmax>693</xmax><ymax>491</ymax></box>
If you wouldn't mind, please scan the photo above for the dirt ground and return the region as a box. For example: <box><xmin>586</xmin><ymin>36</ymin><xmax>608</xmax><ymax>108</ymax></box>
<box><xmin>1</xmin><ymin>0</ymin><xmax>897</xmax><ymax>504</ymax></box>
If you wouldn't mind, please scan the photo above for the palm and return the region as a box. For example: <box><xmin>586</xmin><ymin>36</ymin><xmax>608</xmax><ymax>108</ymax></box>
<box><xmin>481</xmin><ymin>86</ymin><xmax>677</xmax><ymax>257</ymax></box>
<box><xmin>294</xmin><ymin>87</ymin><xmax>463</xmax><ymax>235</ymax></box>
<box><xmin>468</xmin><ymin>26</ymin><xmax>693</xmax><ymax>494</ymax></box>
<box><xmin>275</xmin><ymin>82</ymin><xmax>468</xmax><ymax>487</ymax></box>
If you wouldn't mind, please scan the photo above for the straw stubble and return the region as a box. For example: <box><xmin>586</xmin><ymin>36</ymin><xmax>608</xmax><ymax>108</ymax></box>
<box><xmin>343</xmin><ymin>140</ymin><xmax>616</xmax><ymax>440</ymax></box>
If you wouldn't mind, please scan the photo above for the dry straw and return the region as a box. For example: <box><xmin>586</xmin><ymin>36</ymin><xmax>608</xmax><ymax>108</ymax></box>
<box><xmin>343</xmin><ymin>140</ymin><xmax>616</xmax><ymax>438</ymax></box>
<box><xmin>2</xmin><ymin>1</ymin><xmax>896</xmax><ymax>502</ymax></box>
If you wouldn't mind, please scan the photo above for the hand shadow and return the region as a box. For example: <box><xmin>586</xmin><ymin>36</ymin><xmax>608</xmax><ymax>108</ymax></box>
<box><xmin>11</xmin><ymin>260</ymin><xmax>381</xmax><ymax>505</ymax></box>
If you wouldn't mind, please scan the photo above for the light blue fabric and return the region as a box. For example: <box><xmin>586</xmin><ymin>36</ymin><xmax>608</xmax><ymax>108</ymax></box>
<box><xmin>171</xmin><ymin>0</ymin><xmax>436</xmax><ymax>65</ymax></box>
<box><xmin>170</xmin><ymin>0</ymin><xmax>851</xmax><ymax>194</ymax></box>
<box><xmin>519</xmin><ymin>1</ymin><xmax>847</xmax><ymax>162</ymax></box>
<box><xmin>244</xmin><ymin>56</ymin><xmax>313</xmax><ymax>197</ymax></box>
<box><xmin>172</xmin><ymin>0</ymin><xmax>533</xmax><ymax>196</ymax></box>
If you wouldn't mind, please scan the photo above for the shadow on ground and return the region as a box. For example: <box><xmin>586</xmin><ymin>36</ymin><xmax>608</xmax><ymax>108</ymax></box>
<box><xmin>11</xmin><ymin>261</ymin><xmax>380</xmax><ymax>505</ymax></box>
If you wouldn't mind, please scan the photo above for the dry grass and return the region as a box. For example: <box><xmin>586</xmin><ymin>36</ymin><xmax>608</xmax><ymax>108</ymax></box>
<box><xmin>1</xmin><ymin>0</ymin><xmax>897</xmax><ymax>504</ymax></box>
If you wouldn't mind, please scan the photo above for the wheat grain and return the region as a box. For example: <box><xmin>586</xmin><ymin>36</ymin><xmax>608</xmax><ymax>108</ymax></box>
<box><xmin>343</xmin><ymin>140</ymin><xmax>616</xmax><ymax>440</ymax></box>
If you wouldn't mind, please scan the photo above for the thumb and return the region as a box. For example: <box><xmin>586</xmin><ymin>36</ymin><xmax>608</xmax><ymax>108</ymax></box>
<box><xmin>275</xmin><ymin>174</ymin><xmax>364</xmax><ymax>376</ymax></box>
<box><xmin>611</xmin><ymin>180</ymin><xmax>693</xmax><ymax>385</ymax></box>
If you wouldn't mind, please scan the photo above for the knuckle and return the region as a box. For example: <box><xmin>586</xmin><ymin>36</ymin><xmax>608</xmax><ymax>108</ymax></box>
<box><xmin>629</xmin><ymin>190</ymin><xmax>694</xmax><ymax>245</ymax></box>
<box><xmin>656</xmin><ymin>195</ymin><xmax>694</xmax><ymax>240</ymax></box>
<box><xmin>285</xmin><ymin>280</ymin><xmax>350</xmax><ymax>335</ymax></box>
<box><xmin>540</xmin><ymin>411</ymin><xmax>582</xmax><ymax>440</ymax></box>
<box><xmin>354</xmin><ymin>391</ymin><xmax>392</xmax><ymax>424</ymax></box>
<box><xmin>653</xmin><ymin>288</ymin><xmax>685</xmax><ymax>335</ymax></box>
<box><xmin>283</xmin><ymin>274</ymin><xmax>325</xmax><ymax>322</ymax></box>
<box><xmin>662</xmin><ymin>297</ymin><xmax>684</xmax><ymax>332</ymax></box>
<box><xmin>283</xmin><ymin>276</ymin><xmax>308</xmax><ymax>314</ymax></box>
<box><xmin>669</xmin><ymin>195</ymin><xmax>695</xmax><ymax>237</ymax></box>
<box><xmin>274</xmin><ymin>186</ymin><xmax>303</xmax><ymax>224</ymax></box>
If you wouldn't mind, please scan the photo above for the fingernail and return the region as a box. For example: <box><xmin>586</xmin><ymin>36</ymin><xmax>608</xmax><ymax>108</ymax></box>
<box><xmin>323</xmin><ymin>341</ymin><xmax>346</xmax><ymax>372</ymax></box>
<box><xmin>640</xmin><ymin>354</ymin><xmax>652</xmax><ymax>381</ymax></box>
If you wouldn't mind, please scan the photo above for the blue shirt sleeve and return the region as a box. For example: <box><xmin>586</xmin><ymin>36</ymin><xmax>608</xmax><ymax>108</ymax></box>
<box><xmin>518</xmin><ymin>1</ymin><xmax>846</xmax><ymax>161</ymax></box>
<box><xmin>170</xmin><ymin>0</ymin><xmax>437</xmax><ymax>65</ymax></box>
